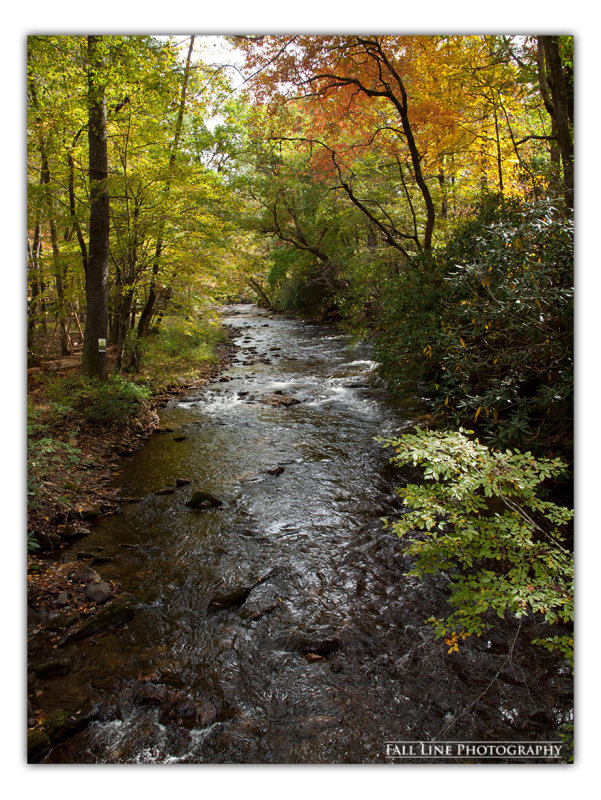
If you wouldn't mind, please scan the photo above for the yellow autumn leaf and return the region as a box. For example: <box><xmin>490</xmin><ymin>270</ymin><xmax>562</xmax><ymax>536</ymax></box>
<box><xmin>474</xmin><ymin>405</ymin><xmax>482</xmax><ymax>422</ymax></box>
<box><xmin>459</xmin><ymin>337</ymin><xmax>466</xmax><ymax>348</ymax></box>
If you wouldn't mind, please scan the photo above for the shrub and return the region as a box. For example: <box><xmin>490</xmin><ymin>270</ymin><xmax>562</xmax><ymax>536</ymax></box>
<box><xmin>374</xmin><ymin>194</ymin><xmax>574</xmax><ymax>458</ymax></box>
<box><xmin>136</xmin><ymin>316</ymin><xmax>226</xmax><ymax>392</ymax></box>
<box><xmin>378</xmin><ymin>428</ymin><xmax>574</xmax><ymax>666</ymax></box>
<box><xmin>78</xmin><ymin>376</ymin><xmax>150</xmax><ymax>423</ymax></box>
<box><xmin>48</xmin><ymin>375</ymin><xmax>150</xmax><ymax>424</ymax></box>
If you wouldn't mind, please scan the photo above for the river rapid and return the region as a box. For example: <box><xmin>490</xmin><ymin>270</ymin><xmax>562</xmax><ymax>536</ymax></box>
<box><xmin>42</xmin><ymin>304</ymin><xmax>572</xmax><ymax>763</ymax></box>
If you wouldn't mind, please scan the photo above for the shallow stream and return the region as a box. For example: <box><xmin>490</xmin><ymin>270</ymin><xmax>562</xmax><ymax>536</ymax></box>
<box><xmin>43</xmin><ymin>305</ymin><xmax>572</xmax><ymax>763</ymax></box>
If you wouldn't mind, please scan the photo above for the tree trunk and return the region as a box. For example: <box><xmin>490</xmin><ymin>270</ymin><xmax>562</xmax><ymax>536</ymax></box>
<box><xmin>248</xmin><ymin>277</ymin><xmax>273</xmax><ymax>309</ymax></box>
<box><xmin>138</xmin><ymin>35</ymin><xmax>195</xmax><ymax>337</ymax></box>
<box><xmin>30</xmin><ymin>79</ymin><xmax>72</xmax><ymax>355</ymax></box>
<box><xmin>538</xmin><ymin>36</ymin><xmax>574</xmax><ymax>209</ymax></box>
<box><xmin>82</xmin><ymin>35</ymin><xmax>109</xmax><ymax>379</ymax></box>
<box><xmin>114</xmin><ymin>289</ymin><xmax>134</xmax><ymax>372</ymax></box>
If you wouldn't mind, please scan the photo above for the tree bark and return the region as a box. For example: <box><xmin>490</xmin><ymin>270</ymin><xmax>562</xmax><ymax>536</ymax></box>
<box><xmin>29</xmin><ymin>79</ymin><xmax>71</xmax><ymax>355</ymax></box>
<box><xmin>82</xmin><ymin>35</ymin><xmax>109</xmax><ymax>379</ymax></box>
<box><xmin>538</xmin><ymin>36</ymin><xmax>574</xmax><ymax>209</ymax></box>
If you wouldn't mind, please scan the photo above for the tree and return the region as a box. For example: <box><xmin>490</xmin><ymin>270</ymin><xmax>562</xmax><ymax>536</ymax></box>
<box><xmin>537</xmin><ymin>36</ymin><xmax>574</xmax><ymax>208</ymax></box>
<box><xmin>82</xmin><ymin>35</ymin><xmax>109</xmax><ymax>379</ymax></box>
<box><xmin>136</xmin><ymin>35</ymin><xmax>196</xmax><ymax>338</ymax></box>
<box><xmin>234</xmin><ymin>35</ymin><xmax>441</xmax><ymax>253</ymax></box>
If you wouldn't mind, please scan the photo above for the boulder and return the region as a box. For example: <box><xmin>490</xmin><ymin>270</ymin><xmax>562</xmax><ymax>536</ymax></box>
<box><xmin>85</xmin><ymin>581</ymin><xmax>112</xmax><ymax>605</ymax></box>
<box><xmin>259</xmin><ymin>394</ymin><xmax>302</xmax><ymax>407</ymax></box>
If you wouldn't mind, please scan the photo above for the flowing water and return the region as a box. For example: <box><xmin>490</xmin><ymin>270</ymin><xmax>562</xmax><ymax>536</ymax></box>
<box><xmin>42</xmin><ymin>305</ymin><xmax>572</xmax><ymax>763</ymax></box>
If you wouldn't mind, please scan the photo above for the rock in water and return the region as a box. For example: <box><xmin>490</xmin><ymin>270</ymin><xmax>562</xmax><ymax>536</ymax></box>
<box><xmin>185</xmin><ymin>490</ymin><xmax>223</xmax><ymax>510</ymax></box>
<box><xmin>207</xmin><ymin>586</ymin><xmax>254</xmax><ymax>613</ymax></box>
<box><xmin>58</xmin><ymin>597</ymin><xmax>135</xmax><ymax>646</ymax></box>
<box><xmin>265</xmin><ymin>465</ymin><xmax>285</xmax><ymax>476</ymax></box>
<box><xmin>34</xmin><ymin>658</ymin><xmax>71</xmax><ymax>677</ymax></box>
<box><xmin>85</xmin><ymin>580</ymin><xmax>112</xmax><ymax>605</ymax></box>
<box><xmin>259</xmin><ymin>394</ymin><xmax>302</xmax><ymax>407</ymax></box>
<box><xmin>27</xmin><ymin>729</ymin><xmax>50</xmax><ymax>763</ymax></box>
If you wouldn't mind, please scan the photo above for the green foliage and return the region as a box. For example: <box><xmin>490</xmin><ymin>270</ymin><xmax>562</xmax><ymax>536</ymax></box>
<box><xmin>378</xmin><ymin>428</ymin><xmax>573</xmax><ymax>666</ymax></box>
<box><xmin>48</xmin><ymin>375</ymin><xmax>150</xmax><ymax>424</ymax></box>
<box><xmin>28</xmin><ymin>436</ymin><xmax>82</xmax><ymax>513</ymax></box>
<box><xmin>374</xmin><ymin>194</ymin><xmax>573</xmax><ymax>457</ymax></box>
<box><xmin>137</xmin><ymin>315</ymin><xmax>226</xmax><ymax>392</ymax></box>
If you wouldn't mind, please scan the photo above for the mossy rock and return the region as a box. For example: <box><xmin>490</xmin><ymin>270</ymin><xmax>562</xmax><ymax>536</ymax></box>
<box><xmin>58</xmin><ymin>596</ymin><xmax>136</xmax><ymax>646</ymax></box>
<box><xmin>41</xmin><ymin>709</ymin><xmax>73</xmax><ymax>742</ymax></box>
<box><xmin>27</xmin><ymin>728</ymin><xmax>50</xmax><ymax>762</ymax></box>
<box><xmin>46</xmin><ymin>611</ymin><xmax>80</xmax><ymax>632</ymax></box>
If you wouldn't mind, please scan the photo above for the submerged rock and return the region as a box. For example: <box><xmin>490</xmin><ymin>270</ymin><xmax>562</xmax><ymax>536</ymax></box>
<box><xmin>185</xmin><ymin>490</ymin><xmax>223</xmax><ymax>510</ymax></box>
<box><xmin>207</xmin><ymin>586</ymin><xmax>254</xmax><ymax>613</ymax></box>
<box><xmin>58</xmin><ymin>525</ymin><xmax>90</xmax><ymax>540</ymax></box>
<box><xmin>207</xmin><ymin>571</ymin><xmax>276</xmax><ymax>613</ymax></box>
<box><xmin>34</xmin><ymin>658</ymin><xmax>71</xmax><ymax>678</ymax></box>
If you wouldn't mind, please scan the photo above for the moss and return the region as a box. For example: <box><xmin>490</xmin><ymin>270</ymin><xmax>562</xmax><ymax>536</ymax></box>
<box><xmin>27</xmin><ymin>728</ymin><xmax>50</xmax><ymax>762</ymax></box>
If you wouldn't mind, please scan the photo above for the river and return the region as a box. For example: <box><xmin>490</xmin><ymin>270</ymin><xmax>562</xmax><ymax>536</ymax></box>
<box><xmin>43</xmin><ymin>304</ymin><xmax>572</xmax><ymax>763</ymax></box>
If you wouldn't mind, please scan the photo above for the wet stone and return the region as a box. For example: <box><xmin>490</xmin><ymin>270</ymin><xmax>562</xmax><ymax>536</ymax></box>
<box><xmin>85</xmin><ymin>581</ymin><xmax>112</xmax><ymax>605</ymax></box>
<box><xmin>34</xmin><ymin>658</ymin><xmax>71</xmax><ymax>678</ymax></box>
<box><xmin>46</xmin><ymin>611</ymin><xmax>80</xmax><ymax>632</ymax></box>
<box><xmin>69</xmin><ymin>566</ymin><xmax>100</xmax><ymax>583</ymax></box>
<box><xmin>27</xmin><ymin>728</ymin><xmax>50</xmax><ymax>763</ymax></box>
<box><xmin>185</xmin><ymin>490</ymin><xmax>223</xmax><ymax>510</ymax></box>
<box><xmin>58</xmin><ymin>596</ymin><xmax>136</xmax><ymax>646</ymax></box>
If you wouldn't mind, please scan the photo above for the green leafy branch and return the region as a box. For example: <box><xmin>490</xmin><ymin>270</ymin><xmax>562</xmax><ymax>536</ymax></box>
<box><xmin>377</xmin><ymin>428</ymin><xmax>573</xmax><ymax>665</ymax></box>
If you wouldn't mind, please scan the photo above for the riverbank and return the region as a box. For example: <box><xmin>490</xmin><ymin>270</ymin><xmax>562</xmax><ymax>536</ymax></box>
<box><xmin>27</xmin><ymin>320</ymin><xmax>238</xmax><ymax>759</ymax></box>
